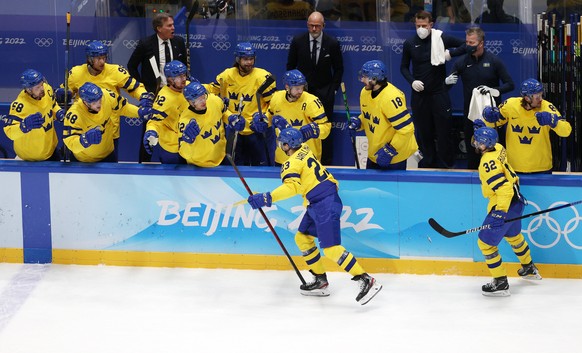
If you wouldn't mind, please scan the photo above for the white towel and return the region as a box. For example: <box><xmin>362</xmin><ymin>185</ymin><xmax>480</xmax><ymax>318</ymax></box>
<box><xmin>468</xmin><ymin>88</ymin><xmax>496</xmax><ymax>122</ymax></box>
<box><xmin>430</xmin><ymin>29</ymin><xmax>446</xmax><ymax>66</ymax></box>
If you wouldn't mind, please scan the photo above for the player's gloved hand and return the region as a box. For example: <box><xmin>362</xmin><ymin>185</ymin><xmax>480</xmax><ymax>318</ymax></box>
<box><xmin>250</xmin><ymin>112</ymin><xmax>268</xmax><ymax>133</ymax></box>
<box><xmin>445</xmin><ymin>73</ymin><xmax>458</xmax><ymax>85</ymax></box>
<box><xmin>139</xmin><ymin>92</ymin><xmax>155</xmax><ymax>108</ymax></box>
<box><xmin>374</xmin><ymin>143</ymin><xmax>398</xmax><ymax>167</ymax></box>
<box><xmin>535</xmin><ymin>111</ymin><xmax>559</xmax><ymax>128</ymax></box>
<box><xmin>300</xmin><ymin>123</ymin><xmax>320</xmax><ymax>141</ymax></box>
<box><xmin>20</xmin><ymin>112</ymin><xmax>44</xmax><ymax>133</ymax></box>
<box><xmin>489</xmin><ymin>210</ymin><xmax>507</xmax><ymax>229</ymax></box>
<box><xmin>182</xmin><ymin>119</ymin><xmax>200</xmax><ymax>144</ymax></box>
<box><xmin>412</xmin><ymin>80</ymin><xmax>425</xmax><ymax>92</ymax></box>
<box><xmin>247</xmin><ymin>192</ymin><xmax>272</xmax><ymax>209</ymax></box>
<box><xmin>143</xmin><ymin>130</ymin><xmax>159</xmax><ymax>154</ymax></box>
<box><xmin>477</xmin><ymin>85</ymin><xmax>500</xmax><ymax>97</ymax></box>
<box><xmin>482</xmin><ymin>106</ymin><xmax>501</xmax><ymax>123</ymax></box>
<box><xmin>221</xmin><ymin>97</ymin><xmax>229</xmax><ymax>113</ymax></box>
<box><xmin>348</xmin><ymin>116</ymin><xmax>361</xmax><ymax>137</ymax></box>
<box><xmin>272</xmin><ymin>115</ymin><xmax>291</xmax><ymax>130</ymax></box>
<box><xmin>473</xmin><ymin>119</ymin><xmax>486</xmax><ymax>131</ymax></box>
<box><xmin>55</xmin><ymin>88</ymin><xmax>73</xmax><ymax>106</ymax></box>
<box><xmin>56</xmin><ymin>109</ymin><xmax>66</xmax><ymax>122</ymax></box>
<box><xmin>80</xmin><ymin>127</ymin><xmax>102</xmax><ymax>148</ymax></box>
<box><xmin>228</xmin><ymin>114</ymin><xmax>245</xmax><ymax>132</ymax></box>
<box><xmin>138</xmin><ymin>106</ymin><xmax>160</xmax><ymax>121</ymax></box>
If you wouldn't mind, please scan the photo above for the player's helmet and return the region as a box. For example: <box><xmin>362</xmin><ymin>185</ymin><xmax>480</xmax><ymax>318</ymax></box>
<box><xmin>79</xmin><ymin>82</ymin><xmax>103</xmax><ymax>103</ymax></box>
<box><xmin>164</xmin><ymin>60</ymin><xmax>188</xmax><ymax>78</ymax></box>
<box><xmin>86</xmin><ymin>41</ymin><xmax>108</xmax><ymax>58</ymax></box>
<box><xmin>234</xmin><ymin>42</ymin><xmax>255</xmax><ymax>58</ymax></box>
<box><xmin>283</xmin><ymin>70</ymin><xmax>307</xmax><ymax>87</ymax></box>
<box><xmin>520</xmin><ymin>78</ymin><xmax>543</xmax><ymax>97</ymax></box>
<box><xmin>20</xmin><ymin>69</ymin><xmax>44</xmax><ymax>88</ymax></box>
<box><xmin>358</xmin><ymin>60</ymin><xmax>387</xmax><ymax>81</ymax></box>
<box><xmin>473</xmin><ymin>127</ymin><xmax>498</xmax><ymax>149</ymax></box>
<box><xmin>278</xmin><ymin>128</ymin><xmax>303</xmax><ymax>149</ymax></box>
<box><xmin>183</xmin><ymin>81</ymin><xmax>207</xmax><ymax>101</ymax></box>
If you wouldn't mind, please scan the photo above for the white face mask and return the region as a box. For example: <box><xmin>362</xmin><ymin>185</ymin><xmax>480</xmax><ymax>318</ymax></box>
<box><xmin>417</xmin><ymin>27</ymin><xmax>430</xmax><ymax>39</ymax></box>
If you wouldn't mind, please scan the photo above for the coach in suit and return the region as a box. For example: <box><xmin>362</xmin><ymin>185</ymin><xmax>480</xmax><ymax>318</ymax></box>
<box><xmin>287</xmin><ymin>11</ymin><xmax>343</xmax><ymax>166</ymax></box>
<box><xmin>128</xmin><ymin>13</ymin><xmax>187</xmax><ymax>93</ymax></box>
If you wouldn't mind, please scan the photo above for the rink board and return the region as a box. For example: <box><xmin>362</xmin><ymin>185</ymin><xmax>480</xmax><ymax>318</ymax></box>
<box><xmin>0</xmin><ymin>161</ymin><xmax>581</xmax><ymax>278</ymax></box>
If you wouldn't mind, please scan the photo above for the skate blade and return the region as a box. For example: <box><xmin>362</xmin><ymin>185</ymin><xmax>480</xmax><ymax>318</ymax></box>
<box><xmin>300</xmin><ymin>288</ymin><xmax>330</xmax><ymax>297</ymax></box>
<box><xmin>520</xmin><ymin>273</ymin><xmax>542</xmax><ymax>280</ymax></box>
<box><xmin>482</xmin><ymin>289</ymin><xmax>510</xmax><ymax>297</ymax></box>
<box><xmin>358</xmin><ymin>283</ymin><xmax>383</xmax><ymax>305</ymax></box>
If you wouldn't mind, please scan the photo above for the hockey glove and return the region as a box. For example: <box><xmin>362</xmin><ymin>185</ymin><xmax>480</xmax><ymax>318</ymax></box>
<box><xmin>374</xmin><ymin>143</ymin><xmax>398</xmax><ymax>167</ymax></box>
<box><xmin>272</xmin><ymin>115</ymin><xmax>291</xmax><ymax>130</ymax></box>
<box><xmin>55</xmin><ymin>88</ymin><xmax>73</xmax><ymax>106</ymax></box>
<box><xmin>482</xmin><ymin>106</ymin><xmax>501</xmax><ymax>124</ymax></box>
<box><xmin>411</xmin><ymin>80</ymin><xmax>424</xmax><ymax>92</ymax></box>
<box><xmin>139</xmin><ymin>92</ymin><xmax>155</xmax><ymax>108</ymax></box>
<box><xmin>300</xmin><ymin>123</ymin><xmax>320</xmax><ymax>141</ymax></box>
<box><xmin>535</xmin><ymin>111</ymin><xmax>559</xmax><ymax>128</ymax></box>
<box><xmin>143</xmin><ymin>130</ymin><xmax>159</xmax><ymax>154</ymax></box>
<box><xmin>348</xmin><ymin>116</ymin><xmax>361</xmax><ymax>137</ymax></box>
<box><xmin>250</xmin><ymin>112</ymin><xmax>268</xmax><ymax>133</ymax></box>
<box><xmin>228</xmin><ymin>114</ymin><xmax>245</xmax><ymax>132</ymax></box>
<box><xmin>247</xmin><ymin>192</ymin><xmax>272</xmax><ymax>209</ymax></box>
<box><xmin>477</xmin><ymin>85</ymin><xmax>500</xmax><ymax>97</ymax></box>
<box><xmin>138</xmin><ymin>106</ymin><xmax>161</xmax><ymax>121</ymax></box>
<box><xmin>182</xmin><ymin>119</ymin><xmax>201</xmax><ymax>144</ymax></box>
<box><xmin>20</xmin><ymin>112</ymin><xmax>44</xmax><ymax>133</ymax></box>
<box><xmin>473</xmin><ymin>119</ymin><xmax>486</xmax><ymax>131</ymax></box>
<box><xmin>56</xmin><ymin>109</ymin><xmax>66</xmax><ymax>122</ymax></box>
<box><xmin>445</xmin><ymin>73</ymin><xmax>458</xmax><ymax>85</ymax></box>
<box><xmin>489</xmin><ymin>210</ymin><xmax>507</xmax><ymax>229</ymax></box>
<box><xmin>80</xmin><ymin>127</ymin><xmax>102</xmax><ymax>148</ymax></box>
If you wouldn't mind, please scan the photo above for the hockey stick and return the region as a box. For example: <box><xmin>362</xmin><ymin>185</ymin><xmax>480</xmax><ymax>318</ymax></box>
<box><xmin>225</xmin><ymin>153</ymin><xmax>306</xmax><ymax>285</ymax></box>
<box><xmin>428</xmin><ymin>199</ymin><xmax>582</xmax><ymax>238</ymax></box>
<box><xmin>255</xmin><ymin>74</ymin><xmax>276</xmax><ymax>166</ymax></box>
<box><xmin>340</xmin><ymin>82</ymin><xmax>360</xmax><ymax>169</ymax></box>
<box><xmin>185</xmin><ymin>0</ymin><xmax>199</xmax><ymax>73</ymax></box>
<box><xmin>225</xmin><ymin>95</ymin><xmax>243</xmax><ymax>160</ymax></box>
<box><xmin>62</xmin><ymin>11</ymin><xmax>72</xmax><ymax>162</ymax></box>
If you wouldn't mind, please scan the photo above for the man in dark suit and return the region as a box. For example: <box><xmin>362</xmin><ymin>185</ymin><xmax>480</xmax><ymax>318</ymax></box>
<box><xmin>128</xmin><ymin>13</ymin><xmax>187</xmax><ymax>94</ymax></box>
<box><xmin>287</xmin><ymin>11</ymin><xmax>343</xmax><ymax>166</ymax></box>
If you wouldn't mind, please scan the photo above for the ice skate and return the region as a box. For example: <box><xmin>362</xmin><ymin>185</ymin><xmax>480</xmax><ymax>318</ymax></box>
<box><xmin>482</xmin><ymin>276</ymin><xmax>510</xmax><ymax>297</ymax></box>
<box><xmin>352</xmin><ymin>273</ymin><xmax>382</xmax><ymax>305</ymax></box>
<box><xmin>300</xmin><ymin>271</ymin><xmax>330</xmax><ymax>297</ymax></box>
<box><xmin>518</xmin><ymin>263</ymin><xmax>542</xmax><ymax>280</ymax></box>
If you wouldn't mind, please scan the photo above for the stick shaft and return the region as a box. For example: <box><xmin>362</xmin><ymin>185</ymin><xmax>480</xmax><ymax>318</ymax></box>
<box><xmin>340</xmin><ymin>82</ymin><xmax>360</xmax><ymax>169</ymax></box>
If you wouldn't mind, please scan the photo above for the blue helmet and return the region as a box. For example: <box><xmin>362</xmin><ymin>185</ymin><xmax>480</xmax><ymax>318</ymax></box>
<box><xmin>359</xmin><ymin>60</ymin><xmax>387</xmax><ymax>81</ymax></box>
<box><xmin>520</xmin><ymin>78</ymin><xmax>543</xmax><ymax>97</ymax></box>
<box><xmin>234</xmin><ymin>42</ymin><xmax>255</xmax><ymax>58</ymax></box>
<box><xmin>79</xmin><ymin>82</ymin><xmax>103</xmax><ymax>103</ymax></box>
<box><xmin>20</xmin><ymin>69</ymin><xmax>44</xmax><ymax>88</ymax></box>
<box><xmin>473</xmin><ymin>127</ymin><xmax>498</xmax><ymax>149</ymax></box>
<box><xmin>283</xmin><ymin>70</ymin><xmax>307</xmax><ymax>87</ymax></box>
<box><xmin>278</xmin><ymin>128</ymin><xmax>303</xmax><ymax>149</ymax></box>
<box><xmin>86</xmin><ymin>41</ymin><xmax>108</xmax><ymax>58</ymax></box>
<box><xmin>183</xmin><ymin>81</ymin><xmax>207</xmax><ymax>101</ymax></box>
<box><xmin>164</xmin><ymin>60</ymin><xmax>188</xmax><ymax>78</ymax></box>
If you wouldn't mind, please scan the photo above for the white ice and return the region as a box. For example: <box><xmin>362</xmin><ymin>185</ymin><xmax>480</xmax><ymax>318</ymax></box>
<box><xmin>0</xmin><ymin>263</ymin><xmax>581</xmax><ymax>353</ymax></box>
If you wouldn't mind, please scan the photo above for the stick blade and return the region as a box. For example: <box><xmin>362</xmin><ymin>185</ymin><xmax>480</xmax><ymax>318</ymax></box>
<box><xmin>428</xmin><ymin>218</ymin><xmax>463</xmax><ymax>238</ymax></box>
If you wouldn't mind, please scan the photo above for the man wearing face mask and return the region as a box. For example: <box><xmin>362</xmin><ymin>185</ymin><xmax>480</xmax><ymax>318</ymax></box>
<box><xmin>400</xmin><ymin>10</ymin><xmax>466</xmax><ymax>169</ymax></box>
<box><xmin>446</xmin><ymin>26</ymin><xmax>514</xmax><ymax>169</ymax></box>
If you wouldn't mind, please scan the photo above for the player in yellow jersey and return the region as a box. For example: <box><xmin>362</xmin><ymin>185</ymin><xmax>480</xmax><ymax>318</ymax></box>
<box><xmin>348</xmin><ymin>60</ymin><xmax>418</xmax><ymax>170</ymax></box>
<box><xmin>482</xmin><ymin>78</ymin><xmax>571</xmax><ymax>173</ymax></box>
<box><xmin>63</xmin><ymin>82</ymin><xmax>141</xmax><ymax>163</ymax></box>
<box><xmin>178</xmin><ymin>82</ymin><xmax>230</xmax><ymax>167</ymax></box>
<box><xmin>472</xmin><ymin>127</ymin><xmax>542</xmax><ymax>297</ymax></box>
<box><xmin>207</xmin><ymin>42</ymin><xmax>276</xmax><ymax>166</ymax></box>
<box><xmin>4</xmin><ymin>69</ymin><xmax>64</xmax><ymax>161</ymax></box>
<box><xmin>267</xmin><ymin>70</ymin><xmax>330</xmax><ymax>165</ymax></box>
<box><xmin>142</xmin><ymin>61</ymin><xmax>190</xmax><ymax>164</ymax></box>
<box><xmin>246</xmin><ymin>128</ymin><xmax>382</xmax><ymax>305</ymax></box>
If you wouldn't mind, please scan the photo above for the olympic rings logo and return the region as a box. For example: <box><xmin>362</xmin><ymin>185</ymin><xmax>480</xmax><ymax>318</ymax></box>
<box><xmin>123</xmin><ymin>40</ymin><xmax>139</xmax><ymax>49</ymax></box>
<box><xmin>286</xmin><ymin>35</ymin><xmax>294</xmax><ymax>42</ymax></box>
<box><xmin>213</xmin><ymin>34</ymin><xmax>229</xmax><ymax>41</ymax></box>
<box><xmin>212</xmin><ymin>41</ymin><xmax>231</xmax><ymax>51</ymax></box>
<box><xmin>360</xmin><ymin>36</ymin><xmax>376</xmax><ymax>45</ymax></box>
<box><xmin>522</xmin><ymin>201</ymin><xmax>582</xmax><ymax>250</ymax></box>
<box><xmin>510</xmin><ymin>39</ymin><xmax>525</xmax><ymax>46</ymax></box>
<box><xmin>391</xmin><ymin>44</ymin><xmax>403</xmax><ymax>54</ymax></box>
<box><xmin>487</xmin><ymin>46</ymin><xmax>502</xmax><ymax>55</ymax></box>
<box><xmin>34</xmin><ymin>38</ymin><xmax>53</xmax><ymax>47</ymax></box>
<box><xmin>124</xmin><ymin>117</ymin><xmax>143</xmax><ymax>127</ymax></box>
